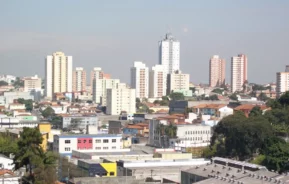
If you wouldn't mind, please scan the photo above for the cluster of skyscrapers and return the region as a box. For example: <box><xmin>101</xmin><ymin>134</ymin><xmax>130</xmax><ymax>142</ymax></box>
<box><xmin>209</xmin><ymin>54</ymin><xmax>248</xmax><ymax>93</ymax></box>
<box><xmin>44</xmin><ymin>32</ymin><xmax>253</xmax><ymax>113</ymax></box>
<box><xmin>130</xmin><ymin>33</ymin><xmax>190</xmax><ymax>99</ymax></box>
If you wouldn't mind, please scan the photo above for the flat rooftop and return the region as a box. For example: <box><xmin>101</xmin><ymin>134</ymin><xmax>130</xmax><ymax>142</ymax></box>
<box><xmin>76</xmin><ymin>150</ymin><xmax>150</xmax><ymax>157</ymax></box>
<box><xmin>57</xmin><ymin>134</ymin><xmax>122</xmax><ymax>138</ymax></box>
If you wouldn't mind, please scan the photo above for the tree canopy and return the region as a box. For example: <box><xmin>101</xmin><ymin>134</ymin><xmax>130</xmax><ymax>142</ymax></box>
<box><xmin>11</xmin><ymin>127</ymin><xmax>58</xmax><ymax>184</ymax></box>
<box><xmin>41</xmin><ymin>106</ymin><xmax>55</xmax><ymax>118</ymax></box>
<box><xmin>205</xmin><ymin>91</ymin><xmax>289</xmax><ymax>172</ymax></box>
<box><xmin>17</xmin><ymin>98</ymin><xmax>33</xmax><ymax>111</ymax></box>
<box><xmin>0</xmin><ymin>80</ymin><xmax>8</xmax><ymax>86</ymax></box>
<box><xmin>169</xmin><ymin>92</ymin><xmax>185</xmax><ymax>101</ymax></box>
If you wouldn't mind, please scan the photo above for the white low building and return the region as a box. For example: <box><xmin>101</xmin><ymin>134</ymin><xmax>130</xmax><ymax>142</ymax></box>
<box><xmin>0</xmin><ymin>154</ymin><xmax>14</xmax><ymax>170</ymax></box>
<box><xmin>149</xmin><ymin>119</ymin><xmax>212</xmax><ymax>149</ymax></box>
<box><xmin>170</xmin><ymin>124</ymin><xmax>212</xmax><ymax>151</ymax></box>
<box><xmin>0</xmin><ymin>117</ymin><xmax>39</xmax><ymax>128</ymax></box>
<box><xmin>53</xmin><ymin>134</ymin><xmax>124</xmax><ymax>157</ymax></box>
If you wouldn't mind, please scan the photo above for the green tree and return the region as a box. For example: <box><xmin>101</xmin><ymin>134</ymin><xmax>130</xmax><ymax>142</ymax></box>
<box><xmin>14</xmin><ymin>128</ymin><xmax>43</xmax><ymax>174</ymax></box>
<box><xmin>211</xmin><ymin>113</ymin><xmax>273</xmax><ymax>160</ymax></box>
<box><xmin>262</xmin><ymin>136</ymin><xmax>289</xmax><ymax>172</ymax></box>
<box><xmin>41</xmin><ymin>106</ymin><xmax>55</xmax><ymax>118</ymax></box>
<box><xmin>0</xmin><ymin>133</ymin><xmax>18</xmax><ymax>156</ymax></box>
<box><xmin>258</xmin><ymin>92</ymin><xmax>269</xmax><ymax>102</ymax></box>
<box><xmin>279</xmin><ymin>91</ymin><xmax>289</xmax><ymax>107</ymax></box>
<box><xmin>229</xmin><ymin>93</ymin><xmax>238</xmax><ymax>101</ymax></box>
<box><xmin>18</xmin><ymin>98</ymin><xmax>33</xmax><ymax>111</ymax></box>
<box><xmin>209</xmin><ymin>95</ymin><xmax>219</xmax><ymax>101</ymax></box>
<box><xmin>148</xmin><ymin>109</ymin><xmax>155</xmax><ymax>114</ymax></box>
<box><xmin>169</xmin><ymin>92</ymin><xmax>184</xmax><ymax>101</ymax></box>
<box><xmin>212</xmin><ymin>88</ymin><xmax>223</xmax><ymax>94</ymax></box>
<box><xmin>13</xmin><ymin>77</ymin><xmax>24</xmax><ymax>88</ymax></box>
<box><xmin>249</xmin><ymin>106</ymin><xmax>263</xmax><ymax>117</ymax></box>
<box><xmin>0</xmin><ymin>80</ymin><xmax>8</xmax><ymax>86</ymax></box>
<box><xmin>266</xmin><ymin>99</ymin><xmax>282</xmax><ymax>109</ymax></box>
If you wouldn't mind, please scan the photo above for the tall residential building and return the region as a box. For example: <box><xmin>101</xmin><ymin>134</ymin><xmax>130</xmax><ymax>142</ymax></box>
<box><xmin>149</xmin><ymin>65</ymin><xmax>167</xmax><ymax>98</ymax></box>
<box><xmin>231</xmin><ymin>54</ymin><xmax>248</xmax><ymax>93</ymax></box>
<box><xmin>276</xmin><ymin>66</ymin><xmax>289</xmax><ymax>97</ymax></box>
<box><xmin>209</xmin><ymin>55</ymin><xmax>225</xmax><ymax>87</ymax></box>
<box><xmin>73</xmin><ymin>67</ymin><xmax>86</xmax><ymax>92</ymax></box>
<box><xmin>24</xmin><ymin>75</ymin><xmax>42</xmax><ymax>93</ymax></box>
<box><xmin>159</xmin><ymin>33</ymin><xmax>180</xmax><ymax>74</ymax></box>
<box><xmin>167</xmin><ymin>71</ymin><xmax>190</xmax><ymax>94</ymax></box>
<box><xmin>90</xmin><ymin>67</ymin><xmax>110</xmax><ymax>94</ymax></box>
<box><xmin>106</xmin><ymin>83</ymin><xmax>136</xmax><ymax>115</ymax></box>
<box><xmin>24</xmin><ymin>75</ymin><xmax>42</xmax><ymax>101</ymax></box>
<box><xmin>130</xmin><ymin>61</ymin><xmax>149</xmax><ymax>99</ymax></box>
<box><xmin>92</xmin><ymin>78</ymin><xmax>120</xmax><ymax>105</ymax></box>
<box><xmin>45</xmin><ymin>52</ymin><xmax>73</xmax><ymax>98</ymax></box>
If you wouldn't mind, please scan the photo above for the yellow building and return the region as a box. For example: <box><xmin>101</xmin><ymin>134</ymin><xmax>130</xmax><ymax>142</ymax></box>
<box><xmin>78</xmin><ymin>160</ymin><xmax>117</xmax><ymax>177</ymax></box>
<box><xmin>38</xmin><ymin>123</ymin><xmax>52</xmax><ymax>151</ymax></box>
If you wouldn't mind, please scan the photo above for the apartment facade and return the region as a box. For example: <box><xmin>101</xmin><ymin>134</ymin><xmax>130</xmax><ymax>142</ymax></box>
<box><xmin>90</xmin><ymin>67</ymin><xmax>110</xmax><ymax>94</ymax></box>
<box><xmin>167</xmin><ymin>71</ymin><xmax>190</xmax><ymax>95</ymax></box>
<box><xmin>130</xmin><ymin>61</ymin><xmax>149</xmax><ymax>98</ymax></box>
<box><xmin>170</xmin><ymin>124</ymin><xmax>212</xmax><ymax>151</ymax></box>
<box><xmin>231</xmin><ymin>54</ymin><xmax>247</xmax><ymax>93</ymax></box>
<box><xmin>61</xmin><ymin>114</ymin><xmax>98</xmax><ymax>129</ymax></box>
<box><xmin>73</xmin><ymin>67</ymin><xmax>86</xmax><ymax>92</ymax></box>
<box><xmin>159</xmin><ymin>33</ymin><xmax>180</xmax><ymax>74</ymax></box>
<box><xmin>45</xmin><ymin>52</ymin><xmax>73</xmax><ymax>98</ymax></box>
<box><xmin>53</xmin><ymin>134</ymin><xmax>123</xmax><ymax>156</ymax></box>
<box><xmin>149</xmin><ymin>65</ymin><xmax>167</xmax><ymax>98</ymax></box>
<box><xmin>92</xmin><ymin>78</ymin><xmax>120</xmax><ymax>105</ymax></box>
<box><xmin>23</xmin><ymin>75</ymin><xmax>42</xmax><ymax>93</ymax></box>
<box><xmin>276</xmin><ymin>66</ymin><xmax>289</xmax><ymax>97</ymax></box>
<box><xmin>209</xmin><ymin>55</ymin><xmax>225</xmax><ymax>87</ymax></box>
<box><xmin>106</xmin><ymin>84</ymin><xmax>136</xmax><ymax>115</ymax></box>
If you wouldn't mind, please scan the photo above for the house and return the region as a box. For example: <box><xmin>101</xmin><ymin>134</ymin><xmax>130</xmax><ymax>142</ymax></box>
<box><xmin>234</xmin><ymin>104</ymin><xmax>271</xmax><ymax>117</ymax></box>
<box><xmin>67</xmin><ymin>106</ymin><xmax>80</xmax><ymax>114</ymax></box>
<box><xmin>192</xmin><ymin>104</ymin><xmax>233</xmax><ymax>118</ymax></box>
<box><xmin>8</xmin><ymin>103</ymin><xmax>25</xmax><ymax>110</ymax></box>
<box><xmin>0</xmin><ymin>154</ymin><xmax>14</xmax><ymax>170</ymax></box>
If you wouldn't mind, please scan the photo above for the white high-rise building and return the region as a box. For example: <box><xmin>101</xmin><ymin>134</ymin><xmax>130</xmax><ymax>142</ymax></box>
<box><xmin>276</xmin><ymin>66</ymin><xmax>289</xmax><ymax>97</ymax></box>
<box><xmin>73</xmin><ymin>67</ymin><xmax>86</xmax><ymax>92</ymax></box>
<box><xmin>92</xmin><ymin>78</ymin><xmax>120</xmax><ymax>105</ymax></box>
<box><xmin>90</xmin><ymin>67</ymin><xmax>110</xmax><ymax>94</ymax></box>
<box><xmin>159</xmin><ymin>33</ymin><xmax>180</xmax><ymax>74</ymax></box>
<box><xmin>231</xmin><ymin>54</ymin><xmax>248</xmax><ymax>93</ymax></box>
<box><xmin>45</xmin><ymin>52</ymin><xmax>73</xmax><ymax>98</ymax></box>
<box><xmin>130</xmin><ymin>61</ymin><xmax>149</xmax><ymax>99</ymax></box>
<box><xmin>167</xmin><ymin>71</ymin><xmax>190</xmax><ymax>94</ymax></box>
<box><xmin>106</xmin><ymin>83</ymin><xmax>136</xmax><ymax>115</ymax></box>
<box><xmin>149</xmin><ymin>65</ymin><xmax>167</xmax><ymax>98</ymax></box>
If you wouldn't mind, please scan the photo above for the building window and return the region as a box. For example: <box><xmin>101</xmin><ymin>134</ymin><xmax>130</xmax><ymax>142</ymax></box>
<box><xmin>112</xmin><ymin>139</ymin><xmax>116</xmax><ymax>143</ymax></box>
<box><xmin>103</xmin><ymin>147</ymin><xmax>108</xmax><ymax>150</ymax></box>
<box><xmin>89</xmin><ymin>140</ymin><xmax>92</xmax><ymax>143</ymax></box>
<box><xmin>103</xmin><ymin>139</ymin><xmax>109</xmax><ymax>143</ymax></box>
<box><xmin>95</xmin><ymin>139</ymin><xmax>101</xmax><ymax>143</ymax></box>
<box><xmin>65</xmin><ymin>140</ymin><xmax>71</xmax><ymax>144</ymax></box>
<box><xmin>78</xmin><ymin>140</ymin><xmax>81</xmax><ymax>143</ymax></box>
<box><xmin>95</xmin><ymin>147</ymin><xmax>101</xmax><ymax>150</ymax></box>
<box><xmin>112</xmin><ymin>146</ymin><xmax>116</xmax><ymax>149</ymax></box>
<box><xmin>65</xmin><ymin>147</ymin><xmax>70</xmax><ymax>151</ymax></box>
<box><xmin>109</xmin><ymin>172</ymin><xmax>115</xmax><ymax>176</ymax></box>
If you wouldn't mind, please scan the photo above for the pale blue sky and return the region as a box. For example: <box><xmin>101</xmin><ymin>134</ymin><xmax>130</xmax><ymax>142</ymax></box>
<box><xmin>0</xmin><ymin>0</ymin><xmax>288</xmax><ymax>84</ymax></box>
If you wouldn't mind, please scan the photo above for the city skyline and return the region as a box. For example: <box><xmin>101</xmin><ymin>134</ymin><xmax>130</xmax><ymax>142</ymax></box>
<box><xmin>0</xmin><ymin>1</ymin><xmax>288</xmax><ymax>84</ymax></box>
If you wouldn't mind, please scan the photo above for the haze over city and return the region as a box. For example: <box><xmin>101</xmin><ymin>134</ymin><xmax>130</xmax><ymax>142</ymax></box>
<box><xmin>1</xmin><ymin>0</ymin><xmax>289</xmax><ymax>84</ymax></box>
